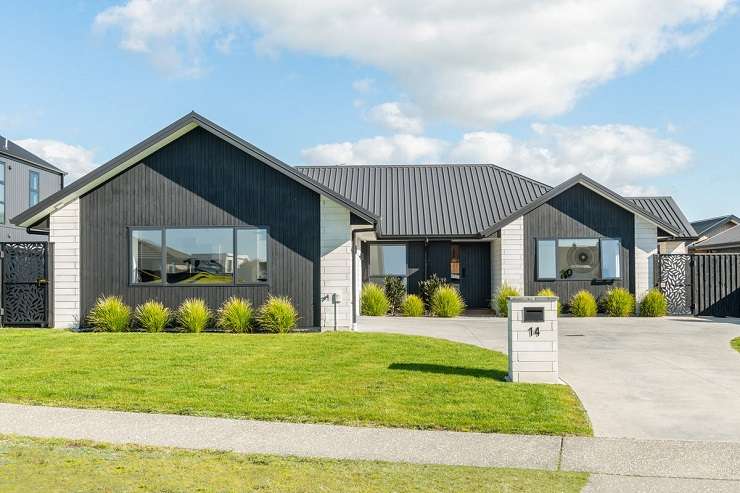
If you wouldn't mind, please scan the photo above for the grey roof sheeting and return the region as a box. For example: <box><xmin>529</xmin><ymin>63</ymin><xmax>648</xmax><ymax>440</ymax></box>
<box><xmin>298</xmin><ymin>164</ymin><xmax>551</xmax><ymax>237</ymax></box>
<box><xmin>0</xmin><ymin>135</ymin><xmax>66</xmax><ymax>175</ymax></box>
<box><xmin>13</xmin><ymin>112</ymin><xmax>378</xmax><ymax>227</ymax></box>
<box><xmin>626</xmin><ymin>197</ymin><xmax>697</xmax><ymax>239</ymax></box>
<box><xmin>690</xmin><ymin>215</ymin><xmax>740</xmax><ymax>237</ymax></box>
<box><xmin>692</xmin><ymin>224</ymin><xmax>740</xmax><ymax>249</ymax></box>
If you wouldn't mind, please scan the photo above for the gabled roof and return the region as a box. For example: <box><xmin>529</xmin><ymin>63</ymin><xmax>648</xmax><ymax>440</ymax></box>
<box><xmin>0</xmin><ymin>134</ymin><xmax>66</xmax><ymax>175</ymax></box>
<box><xmin>626</xmin><ymin>197</ymin><xmax>697</xmax><ymax>239</ymax></box>
<box><xmin>298</xmin><ymin>164</ymin><xmax>551</xmax><ymax>237</ymax></box>
<box><xmin>478</xmin><ymin>174</ymin><xmax>682</xmax><ymax>237</ymax></box>
<box><xmin>692</xmin><ymin>224</ymin><xmax>740</xmax><ymax>250</ymax></box>
<box><xmin>690</xmin><ymin>215</ymin><xmax>740</xmax><ymax>237</ymax></box>
<box><xmin>12</xmin><ymin>112</ymin><xmax>378</xmax><ymax>228</ymax></box>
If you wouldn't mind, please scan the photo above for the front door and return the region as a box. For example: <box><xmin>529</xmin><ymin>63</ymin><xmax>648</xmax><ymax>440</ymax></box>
<box><xmin>454</xmin><ymin>243</ymin><xmax>491</xmax><ymax>308</ymax></box>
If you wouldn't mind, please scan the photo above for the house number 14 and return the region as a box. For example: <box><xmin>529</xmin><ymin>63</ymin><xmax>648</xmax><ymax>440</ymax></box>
<box><xmin>528</xmin><ymin>327</ymin><xmax>540</xmax><ymax>337</ymax></box>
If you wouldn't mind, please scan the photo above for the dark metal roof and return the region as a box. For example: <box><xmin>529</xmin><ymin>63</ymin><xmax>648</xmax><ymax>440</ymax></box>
<box><xmin>690</xmin><ymin>215</ymin><xmax>740</xmax><ymax>237</ymax></box>
<box><xmin>13</xmin><ymin>112</ymin><xmax>378</xmax><ymax>227</ymax></box>
<box><xmin>0</xmin><ymin>135</ymin><xmax>66</xmax><ymax>174</ymax></box>
<box><xmin>298</xmin><ymin>164</ymin><xmax>551</xmax><ymax>237</ymax></box>
<box><xmin>627</xmin><ymin>197</ymin><xmax>697</xmax><ymax>239</ymax></box>
<box><xmin>692</xmin><ymin>224</ymin><xmax>740</xmax><ymax>249</ymax></box>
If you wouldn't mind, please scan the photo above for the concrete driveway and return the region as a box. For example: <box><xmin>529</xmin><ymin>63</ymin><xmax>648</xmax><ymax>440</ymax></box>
<box><xmin>357</xmin><ymin>315</ymin><xmax>740</xmax><ymax>442</ymax></box>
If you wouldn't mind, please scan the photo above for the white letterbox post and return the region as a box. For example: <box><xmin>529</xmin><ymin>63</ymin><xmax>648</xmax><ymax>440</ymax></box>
<box><xmin>507</xmin><ymin>296</ymin><xmax>559</xmax><ymax>384</ymax></box>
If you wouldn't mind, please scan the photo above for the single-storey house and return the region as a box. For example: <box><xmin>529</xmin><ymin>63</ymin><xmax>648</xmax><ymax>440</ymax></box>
<box><xmin>13</xmin><ymin>112</ymin><xmax>695</xmax><ymax>329</ymax></box>
<box><xmin>689</xmin><ymin>215</ymin><xmax>740</xmax><ymax>252</ymax></box>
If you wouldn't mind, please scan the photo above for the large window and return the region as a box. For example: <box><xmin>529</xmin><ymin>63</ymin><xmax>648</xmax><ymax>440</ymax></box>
<box><xmin>29</xmin><ymin>170</ymin><xmax>40</xmax><ymax>206</ymax></box>
<box><xmin>130</xmin><ymin>227</ymin><xmax>268</xmax><ymax>285</ymax></box>
<box><xmin>0</xmin><ymin>162</ymin><xmax>5</xmax><ymax>224</ymax></box>
<box><xmin>368</xmin><ymin>244</ymin><xmax>406</xmax><ymax>284</ymax></box>
<box><xmin>536</xmin><ymin>238</ymin><xmax>621</xmax><ymax>281</ymax></box>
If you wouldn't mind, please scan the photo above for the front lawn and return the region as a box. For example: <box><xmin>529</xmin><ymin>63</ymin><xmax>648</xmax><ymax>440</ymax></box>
<box><xmin>732</xmin><ymin>337</ymin><xmax>740</xmax><ymax>353</ymax></box>
<box><xmin>0</xmin><ymin>435</ymin><xmax>589</xmax><ymax>493</ymax></box>
<box><xmin>0</xmin><ymin>330</ymin><xmax>591</xmax><ymax>436</ymax></box>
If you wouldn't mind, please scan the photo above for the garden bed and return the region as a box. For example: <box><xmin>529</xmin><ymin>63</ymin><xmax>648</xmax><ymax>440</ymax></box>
<box><xmin>0</xmin><ymin>330</ymin><xmax>591</xmax><ymax>436</ymax></box>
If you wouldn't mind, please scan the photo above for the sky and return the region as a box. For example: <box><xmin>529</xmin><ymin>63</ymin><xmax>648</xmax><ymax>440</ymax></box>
<box><xmin>1</xmin><ymin>0</ymin><xmax>739</xmax><ymax>221</ymax></box>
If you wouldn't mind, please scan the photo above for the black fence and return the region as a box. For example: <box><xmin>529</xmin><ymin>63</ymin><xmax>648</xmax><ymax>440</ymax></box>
<box><xmin>658</xmin><ymin>253</ymin><xmax>740</xmax><ymax>317</ymax></box>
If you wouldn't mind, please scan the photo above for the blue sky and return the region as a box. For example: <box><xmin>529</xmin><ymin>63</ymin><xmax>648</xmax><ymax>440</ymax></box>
<box><xmin>1</xmin><ymin>1</ymin><xmax>739</xmax><ymax>221</ymax></box>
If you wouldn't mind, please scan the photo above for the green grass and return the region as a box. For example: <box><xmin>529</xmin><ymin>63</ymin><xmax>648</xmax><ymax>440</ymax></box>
<box><xmin>732</xmin><ymin>337</ymin><xmax>740</xmax><ymax>354</ymax></box>
<box><xmin>0</xmin><ymin>330</ymin><xmax>591</xmax><ymax>436</ymax></box>
<box><xmin>0</xmin><ymin>435</ymin><xmax>589</xmax><ymax>493</ymax></box>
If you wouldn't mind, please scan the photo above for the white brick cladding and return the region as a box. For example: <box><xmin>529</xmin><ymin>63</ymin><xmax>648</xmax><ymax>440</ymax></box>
<box><xmin>507</xmin><ymin>297</ymin><xmax>559</xmax><ymax>384</ymax></box>
<box><xmin>50</xmin><ymin>200</ymin><xmax>80</xmax><ymax>328</ymax></box>
<box><xmin>659</xmin><ymin>240</ymin><xmax>688</xmax><ymax>255</ymax></box>
<box><xmin>635</xmin><ymin>215</ymin><xmax>658</xmax><ymax>311</ymax></box>
<box><xmin>491</xmin><ymin>238</ymin><xmax>501</xmax><ymax>299</ymax></box>
<box><xmin>320</xmin><ymin>196</ymin><xmax>353</xmax><ymax>330</ymax></box>
<box><xmin>500</xmin><ymin>217</ymin><xmax>524</xmax><ymax>294</ymax></box>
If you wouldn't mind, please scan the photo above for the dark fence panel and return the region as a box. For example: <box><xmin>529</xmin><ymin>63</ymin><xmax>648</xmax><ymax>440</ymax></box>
<box><xmin>693</xmin><ymin>254</ymin><xmax>740</xmax><ymax>317</ymax></box>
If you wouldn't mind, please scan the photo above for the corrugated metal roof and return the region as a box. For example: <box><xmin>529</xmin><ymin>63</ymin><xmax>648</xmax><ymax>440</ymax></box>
<box><xmin>627</xmin><ymin>197</ymin><xmax>697</xmax><ymax>238</ymax></box>
<box><xmin>298</xmin><ymin>164</ymin><xmax>551</xmax><ymax>237</ymax></box>
<box><xmin>690</xmin><ymin>215</ymin><xmax>739</xmax><ymax>236</ymax></box>
<box><xmin>692</xmin><ymin>224</ymin><xmax>740</xmax><ymax>249</ymax></box>
<box><xmin>0</xmin><ymin>134</ymin><xmax>65</xmax><ymax>174</ymax></box>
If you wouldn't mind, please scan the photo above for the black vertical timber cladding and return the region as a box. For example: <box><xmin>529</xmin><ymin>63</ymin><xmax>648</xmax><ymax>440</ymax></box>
<box><xmin>427</xmin><ymin>241</ymin><xmax>452</xmax><ymax>280</ymax></box>
<box><xmin>80</xmin><ymin>127</ymin><xmax>321</xmax><ymax>327</ymax></box>
<box><xmin>406</xmin><ymin>242</ymin><xmax>425</xmax><ymax>294</ymax></box>
<box><xmin>523</xmin><ymin>184</ymin><xmax>635</xmax><ymax>302</ymax></box>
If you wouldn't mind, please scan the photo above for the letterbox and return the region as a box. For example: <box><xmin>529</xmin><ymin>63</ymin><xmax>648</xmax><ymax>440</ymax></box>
<box><xmin>523</xmin><ymin>306</ymin><xmax>544</xmax><ymax>322</ymax></box>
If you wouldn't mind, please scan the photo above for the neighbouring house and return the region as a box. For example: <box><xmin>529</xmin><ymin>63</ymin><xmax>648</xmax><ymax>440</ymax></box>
<box><xmin>0</xmin><ymin>135</ymin><xmax>65</xmax><ymax>241</ymax></box>
<box><xmin>689</xmin><ymin>215</ymin><xmax>740</xmax><ymax>252</ymax></box>
<box><xmin>12</xmin><ymin>113</ymin><xmax>694</xmax><ymax>329</ymax></box>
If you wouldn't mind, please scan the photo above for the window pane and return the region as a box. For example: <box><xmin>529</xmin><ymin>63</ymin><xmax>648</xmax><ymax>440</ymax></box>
<box><xmin>368</xmin><ymin>244</ymin><xmax>406</xmax><ymax>278</ymax></box>
<box><xmin>601</xmin><ymin>239</ymin><xmax>621</xmax><ymax>279</ymax></box>
<box><xmin>450</xmin><ymin>244</ymin><xmax>461</xmax><ymax>281</ymax></box>
<box><xmin>236</xmin><ymin>229</ymin><xmax>268</xmax><ymax>283</ymax></box>
<box><xmin>0</xmin><ymin>202</ymin><xmax>5</xmax><ymax>224</ymax></box>
<box><xmin>166</xmin><ymin>228</ymin><xmax>234</xmax><ymax>285</ymax></box>
<box><xmin>131</xmin><ymin>230</ymin><xmax>162</xmax><ymax>284</ymax></box>
<box><xmin>0</xmin><ymin>163</ymin><xmax>5</xmax><ymax>182</ymax></box>
<box><xmin>30</xmin><ymin>171</ymin><xmax>39</xmax><ymax>189</ymax></box>
<box><xmin>557</xmin><ymin>239</ymin><xmax>599</xmax><ymax>280</ymax></box>
<box><xmin>30</xmin><ymin>191</ymin><xmax>39</xmax><ymax>206</ymax></box>
<box><xmin>537</xmin><ymin>240</ymin><xmax>557</xmax><ymax>279</ymax></box>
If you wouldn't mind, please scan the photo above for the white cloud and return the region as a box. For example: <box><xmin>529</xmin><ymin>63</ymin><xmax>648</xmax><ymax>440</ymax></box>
<box><xmin>301</xmin><ymin>134</ymin><xmax>447</xmax><ymax>165</ymax></box>
<box><xmin>95</xmin><ymin>0</ymin><xmax>730</xmax><ymax>124</ymax></box>
<box><xmin>367</xmin><ymin>102</ymin><xmax>424</xmax><ymax>134</ymax></box>
<box><xmin>302</xmin><ymin>123</ymin><xmax>692</xmax><ymax>194</ymax></box>
<box><xmin>352</xmin><ymin>78</ymin><xmax>374</xmax><ymax>93</ymax></box>
<box><xmin>15</xmin><ymin>139</ymin><xmax>97</xmax><ymax>184</ymax></box>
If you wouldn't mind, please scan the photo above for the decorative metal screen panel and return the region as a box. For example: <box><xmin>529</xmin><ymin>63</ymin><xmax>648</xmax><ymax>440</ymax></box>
<box><xmin>657</xmin><ymin>254</ymin><xmax>692</xmax><ymax>315</ymax></box>
<box><xmin>2</xmin><ymin>242</ymin><xmax>49</xmax><ymax>326</ymax></box>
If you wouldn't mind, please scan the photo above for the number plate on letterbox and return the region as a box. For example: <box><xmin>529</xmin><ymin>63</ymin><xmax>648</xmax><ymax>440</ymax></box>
<box><xmin>523</xmin><ymin>307</ymin><xmax>544</xmax><ymax>322</ymax></box>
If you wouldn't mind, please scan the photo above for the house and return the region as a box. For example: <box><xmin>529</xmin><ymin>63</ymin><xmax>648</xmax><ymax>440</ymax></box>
<box><xmin>0</xmin><ymin>135</ymin><xmax>65</xmax><ymax>241</ymax></box>
<box><xmin>689</xmin><ymin>215</ymin><xmax>740</xmax><ymax>252</ymax></box>
<box><xmin>12</xmin><ymin>113</ymin><xmax>694</xmax><ymax>329</ymax></box>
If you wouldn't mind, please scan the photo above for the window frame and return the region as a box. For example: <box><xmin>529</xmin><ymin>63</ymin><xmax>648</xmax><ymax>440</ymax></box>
<box><xmin>366</xmin><ymin>241</ymin><xmax>408</xmax><ymax>284</ymax></box>
<box><xmin>128</xmin><ymin>225</ymin><xmax>271</xmax><ymax>287</ymax></box>
<box><xmin>29</xmin><ymin>169</ymin><xmax>40</xmax><ymax>207</ymax></box>
<box><xmin>535</xmin><ymin>237</ymin><xmax>623</xmax><ymax>282</ymax></box>
<box><xmin>0</xmin><ymin>161</ymin><xmax>5</xmax><ymax>224</ymax></box>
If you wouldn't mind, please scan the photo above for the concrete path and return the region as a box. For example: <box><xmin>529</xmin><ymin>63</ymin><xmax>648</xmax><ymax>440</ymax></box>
<box><xmin>0</xmin><ymin>403</ymin><xmax>739</xmax><ymax>492</ymax></box>
<box><xmin>358</xmin><ymin>315</ymin><xmax>740</xmax><ymax>442</ymax></box>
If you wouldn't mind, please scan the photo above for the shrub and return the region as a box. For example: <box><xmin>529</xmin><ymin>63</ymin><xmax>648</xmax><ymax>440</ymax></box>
<box><xmin>418</xmin><ymin>274</ymin><xmax>447</xmax><ymax>310</ymax></box>
<box><xmin>430</xmin><ymin>285</ymin><xmax>466</xmax><ymax>317</ymax></box>
<box><xmin>87</xmin><ymin>296</ymin><xmax>131</xmax><ymax>332</ymax></box>
<box><xmin>257</xmin><ymin>296</ymin><xmax>299</xmax><ymax>333</ymax></box>
<box><xmin>400</xmin><ymin>294</ymin><xmax>425</xmax><ymax>317</ymax></box>
<box><xmin>603</xmin><ymin>288</ymin><xmax>635</xmax><ymax>317</ymax></box>
<box><xmin>176</xmin><ymin>298</ymin><xmax>211</xmax><ymax>333</ymax></box>
<box><xmin>639</xmin><ymin>288</ymin><xmax>668</xmax><ymax>317</ymax></box>
<box><xmin>569</xmin><ymin>290</ymin><xmax>598</xmax><ymax>317</ymax></box>
<box><xmin>134</xmin><ymin>301</ymin><xmax>170</xmax><ymax>332</ymax></box>
<box><xmin>493</xmin><ymin>284</ymin><xmax>521</xmax><ymax>317</ymax></box>
<box><xmin>217</xmin><ymin>297</ymin><xmax>254</xmax><ymax>333</ymax></box>
<box><xmin>360</xmin><ymin>283</ymin><xmax>390</xmax><ymax>316</ymax></box>
<box><xmin>384</xmin><ymin>276</ymin><xmax>406</xmax><ymax>315</ymax></box>
<box><xmin>536</xmin><ymin>288</ymin><xmax>561</xmax><ymax>314</ymax></box>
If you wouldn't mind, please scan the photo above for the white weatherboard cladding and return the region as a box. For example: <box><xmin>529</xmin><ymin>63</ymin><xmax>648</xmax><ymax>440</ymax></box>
<box><xmin>500</xmin><ymin>217</ymin><xmax>525</xmax><ymax>294</ymax></box>
<box><xmin>320</xmin><ymin>196</ymin><xmax>353</xmax><ymax>330</ymax></box>
<box><xmin>635</xmin><ymin>215</ymin><xmax>658</xmax><ymax>311</ymax></box>
<box><xmin>50</xmin><ymin>199</ymin><xmax>80</xmax><ymax>328</ymax></box>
